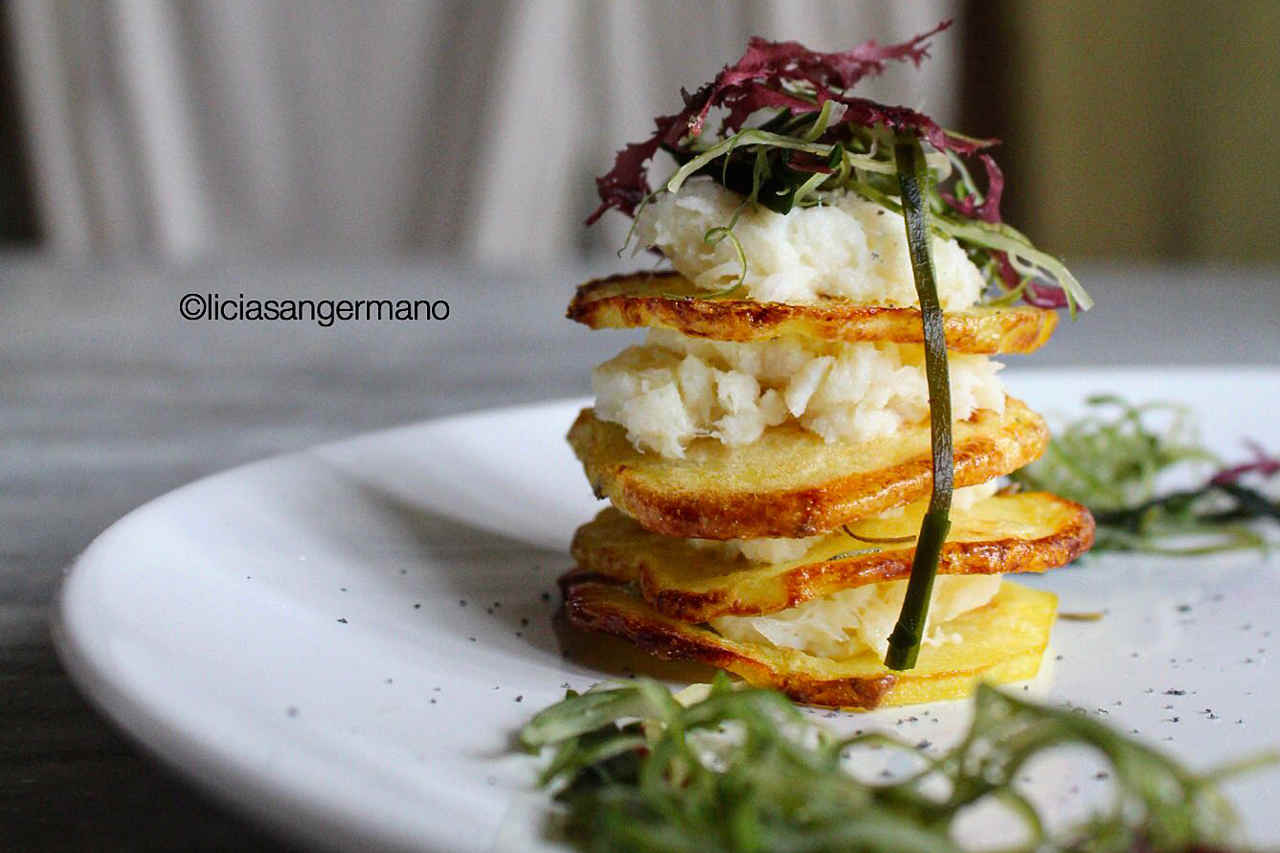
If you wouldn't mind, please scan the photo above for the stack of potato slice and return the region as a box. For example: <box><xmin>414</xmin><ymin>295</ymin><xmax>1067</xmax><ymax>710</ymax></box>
<box><xmin>561</xmin><ymin>270</ymin><xmax>1095</xmax><ymax>709</ymax></box>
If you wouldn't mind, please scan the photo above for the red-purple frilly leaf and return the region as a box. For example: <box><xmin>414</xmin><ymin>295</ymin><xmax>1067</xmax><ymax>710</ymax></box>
<box><xmin>937</xmin><ymin>154</ymin><xmax>1066</xmax><ymax>308</ymax></box>
<box><xmin>940</xmin><ymin>153</ymin><xmax>1005</xmax><ymax>223</ymax></box>
<box><xmin>587</xmin><ymin>21</ymin><xmax>953</xmax><ymax>224</ymax></box>
<box><xmin>586</xmin><ymin>136</ymin><xmax>664</xmax><ymax>225</ymax></box>
<box><xmin>989</xmin><ymin>251</ymin><xmax>1067</xmax><ymax>309</ymax></box>
<box><xmin>1211</xmin><ymin>441</ymin><xmax>1280</xmax><ymax>486</ymax></box>
<box><xmin>837</xmin><ymin>98</ymin><xmax>994</xmax><ymax>158</ymax></box>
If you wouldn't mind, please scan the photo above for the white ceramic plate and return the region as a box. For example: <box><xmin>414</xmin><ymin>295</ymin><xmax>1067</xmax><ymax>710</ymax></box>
<box><xmin>54</xmin><ymin>368</ymin><xmax>1280</xmax><ymax>852</ymax></box>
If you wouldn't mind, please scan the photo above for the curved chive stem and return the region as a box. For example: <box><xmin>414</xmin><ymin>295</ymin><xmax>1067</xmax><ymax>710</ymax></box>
<box><xmin>885</xmin><ymin>135</ymin><xmax>954</xmax><ymax>671</ymax></box>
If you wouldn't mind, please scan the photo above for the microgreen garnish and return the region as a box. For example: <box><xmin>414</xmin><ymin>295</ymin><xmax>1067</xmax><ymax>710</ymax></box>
<box><xmin>1011</xmin><ymin>395</ymin><xmax>1279</xmax><ymax>554</ymax></box>
<box><xmin>586</xmin><ymin>23</ymin><xmax>1092</xmax><ymax>314</ymax></box>
<box><xmin>702</xmin><ymin>226</ymin><xmax>749</xmax><ymax>294</ymax></box>
<box><xmin>826</xmin><ymin>546</ymin><xmax>882</xmax><ymax>561</ymax></box>
<box><xmin>884</xmin><ymin>136</ymin><xmax>953</xmax><ymax>672</ymax></box>
<box><xmin>521</xmin><ymin>675</ymin><xmax>1272</xmax><ymax>853</ymax></box>
<box><xmin>841</xmin><ymin>524</ymin><xmax>916</xmax><ymax>545</ymax></box>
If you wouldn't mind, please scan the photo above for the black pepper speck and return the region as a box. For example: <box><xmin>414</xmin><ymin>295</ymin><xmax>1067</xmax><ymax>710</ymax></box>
<box><xmin>337</xmin><ymin>618</ymin><xmax>348</xmax><ymax>624</ymax></box>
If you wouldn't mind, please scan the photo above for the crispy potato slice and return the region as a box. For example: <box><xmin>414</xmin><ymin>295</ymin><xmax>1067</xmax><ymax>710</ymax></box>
<box><xmin>567</xmin><ymin>271</ymin><xmax>1057</xmax><ymax>354</ymax></box>
<box><xmin>569</xmin><ymin>492</ymin><xmax>1093</xmax><ymax>621</ymax></box>
<box><xmin>567</xmin><ymin>397</ymin><xmax>1049</xmax><ymax>539</ymax></box>
<box><xmin>561</xmin><ymin>576</ymin><xmax>1057</xmax><ymax>709</ymax></box>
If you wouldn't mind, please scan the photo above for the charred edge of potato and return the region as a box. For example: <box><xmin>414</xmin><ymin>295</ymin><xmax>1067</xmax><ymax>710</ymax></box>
<box><xmin>570</xmin><ymin>496</ymin><xmax>1095</xmax><ymax>622</ymax></box>
<box><xmin>566</xmin><ymin>400</ymin><xmax>1050</xmax><ymax>540</ymax></box>
<box><xmin>560</xmin><ymin>576</ymin><xmax>1056</xmax><ymax>710</ymax></box>
<box><xmin>566</xmin><ymin>271</ymin><xmax>1058</xmax><ymax>354</ymax></box>
<box><xmin>561</xmin><ymin>578</ymin><xmax>898</xmax><ymax>708</ymax></box>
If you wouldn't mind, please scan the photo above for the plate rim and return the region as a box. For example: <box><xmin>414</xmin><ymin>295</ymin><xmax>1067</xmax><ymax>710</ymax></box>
<box><xmin>48</xmin><ymin>396</ymin><xmax>597</xmax><ymax>853</ymax></box>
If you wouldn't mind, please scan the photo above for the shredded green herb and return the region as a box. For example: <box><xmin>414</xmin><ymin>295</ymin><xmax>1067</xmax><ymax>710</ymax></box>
<box><xmin>521</xmin><ymin>675</ymin><xmax>1273</xmax><ymax>853</ymax></box>
<box><xmin>1010</xmin><ymin>395</ymin><xmax>1279</xmax><ymax>554</ymax></box>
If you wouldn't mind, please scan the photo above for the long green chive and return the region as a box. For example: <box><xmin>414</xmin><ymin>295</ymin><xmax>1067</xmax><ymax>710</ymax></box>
<box><xmin>884</xmin><ymin>135</ymin><xmax>953</xmax><ymax>671</ymax></box>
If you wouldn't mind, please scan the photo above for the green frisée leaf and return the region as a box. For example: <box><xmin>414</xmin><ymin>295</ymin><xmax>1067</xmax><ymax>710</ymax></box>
<box><xmin>1011</xmin><ymin>395</ymin><xmax>1279</xmax><ymax>554</ymax></box>
<box><xmin>520</xmin><ymin>675</ymin><xmax>1273</xmax><ymax>853</ymax></box>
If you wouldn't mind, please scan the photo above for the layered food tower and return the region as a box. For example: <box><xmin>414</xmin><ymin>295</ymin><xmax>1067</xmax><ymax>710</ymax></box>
<box><xmin>558</xmin><ymin>28</ymin><xmax>1095</xmax><ymax>709</ymax></box>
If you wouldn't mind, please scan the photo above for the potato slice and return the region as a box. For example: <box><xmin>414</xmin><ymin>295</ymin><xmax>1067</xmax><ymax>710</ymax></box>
<box><xmin>569</xmin><ymin>492</ymin><xmax>1093</xmax><ymax>621</ymax></box>
<box><xmin>567</xmin><ymin>271</ymin><xmax>1057</xmax><ymax>354</ymax></box>
<box><xmin>567</xmin><ymin>397</ymin><xmax>1049</xmax><ymax>539</ymax></box>
<box><xmin>561</xmin><ymin>576</ymin><xmax>1057</xmax><ymax>709</ymax></box>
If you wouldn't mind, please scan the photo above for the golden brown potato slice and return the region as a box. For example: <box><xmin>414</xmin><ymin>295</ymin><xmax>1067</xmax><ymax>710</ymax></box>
<box><xmin>561</xmin><ymin>576</ymin><xmax>1057</xmax><ymax>709</ymax></box>
<box><xmin>567</xmin><ymin>271</ymin><xmax>1057</xmax><ymax>354</ymax></box>
<box><xmin>569</xmin><ymin>492</ymin><xmax>1093</xmax><ymax>621</ymax></box>
<box><xmin>567</xmin><ymin>397</ymin><xmax>1049</xmax><ymax>539</ymax></box>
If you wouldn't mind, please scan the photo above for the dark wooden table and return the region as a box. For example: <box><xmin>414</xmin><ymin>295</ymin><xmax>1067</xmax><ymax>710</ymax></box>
<box><xmin>4</xmin><ymin>255</ymin><xmax>1276</xmax><ymax>850</ymax></box>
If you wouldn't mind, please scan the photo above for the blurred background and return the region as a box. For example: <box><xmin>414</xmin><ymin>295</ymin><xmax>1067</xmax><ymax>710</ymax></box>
<box><xmin>2</xmin><ymin>0</ymin><xmax>1276</xmax><ymax>265</ymax></box>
